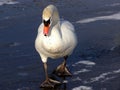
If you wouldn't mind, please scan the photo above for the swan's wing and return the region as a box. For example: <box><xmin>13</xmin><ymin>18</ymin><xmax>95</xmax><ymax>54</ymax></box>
<box><xmin>60</xmin><ymin>20</ymin><xmax>75</xmax><ymax>32</ymax></box>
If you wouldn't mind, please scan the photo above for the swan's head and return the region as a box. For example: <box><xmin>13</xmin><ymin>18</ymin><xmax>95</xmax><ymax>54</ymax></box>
<box><xmin>42</xmin><ymin>5</ymin><xmax>60</xmax><ymax>36</ymax></box>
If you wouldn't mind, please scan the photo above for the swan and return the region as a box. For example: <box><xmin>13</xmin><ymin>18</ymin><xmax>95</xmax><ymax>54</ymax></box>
<box><xmin>35</xmin><ymin>4</ymin><xmax>77</xmax><ymax>88</ymax></box>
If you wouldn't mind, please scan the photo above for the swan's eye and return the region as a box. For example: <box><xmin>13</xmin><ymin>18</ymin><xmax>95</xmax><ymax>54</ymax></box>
<box><xmin>43</xmin><ymin>19</ymin><xmax>50</xmax><ymax>26</ymax></box>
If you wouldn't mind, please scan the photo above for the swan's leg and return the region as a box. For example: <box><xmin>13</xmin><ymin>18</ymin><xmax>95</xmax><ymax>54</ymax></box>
<box><xmin>53</xmin><ymin>56</ymin><xmax>72</xmax><ymax>77</ymax></box>
<box><xmin>40</xmin><ymin>63</ymin><xmax>61</xmax><ymax>88</ymax></box>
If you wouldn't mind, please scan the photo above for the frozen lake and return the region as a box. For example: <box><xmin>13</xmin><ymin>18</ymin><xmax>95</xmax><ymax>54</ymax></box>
<box><xmin>0</xmin><ymin>0</ymin><xmax>120</xmax><ymax>90</ymax></box>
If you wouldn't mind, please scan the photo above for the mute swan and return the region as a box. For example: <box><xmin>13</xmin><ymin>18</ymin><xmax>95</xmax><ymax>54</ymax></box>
<box><xmin>35</xmin><ymin>4</ymin><xmax>77</xmax><ymax>88</ymax></box>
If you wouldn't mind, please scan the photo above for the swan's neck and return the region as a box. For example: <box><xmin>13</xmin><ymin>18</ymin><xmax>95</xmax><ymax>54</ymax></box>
<box><xmin>50</xmin><ymin>21</ymin><xmax>62</xmax><ymax>38</ymax></box>
<box><xmin>53</xmin><ymin>21</ymin><xmax>60</xmax><ymax>29</ymax></box>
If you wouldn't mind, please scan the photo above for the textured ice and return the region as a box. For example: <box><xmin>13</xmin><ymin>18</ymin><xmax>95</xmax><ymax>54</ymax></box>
<box><xmin>105</xmin><ymin>3</ymin><xmax>120</xmax><ymax>7</ymax></box>
<box><xmin>18</xmin><ymin>72</ymin><xmax>29</xmax><ymax>76</ymax></box>
<box><xmin>72</xmin><ymin>60</ymin><xmax>96</xmax><ymax>66</ymax></box>
<box><xmin>17</xmin><ymin>87</ymin><xmax>30</xmax><ymax>90</ymax></box>
<box><xmin>85</xmin><ymin>69</ymin><xmax>120</xmax><ymax>83</ymax></box>
<box><xmin>72</xmin><ymin>86</ymin><xmax>92</xmax><ymax>90</ymax></box>
<box><xmin>0</xmin><ymin>0</ymin><xmax>18</xmax><ymax>6</ymax></box>
<box><xmin>77</xmin><ymin>12</ymin><xmax>120</xmax><ymax>24</ymax></box>
<box><xmin>72</xmin><ymin>76</ymin><xmax>82</xmax><ymax>82</ymax></box>
<box><xmin>73</xmin><ymin>69</ymin><xmax>91</xmax><ymax>75</ymax></box>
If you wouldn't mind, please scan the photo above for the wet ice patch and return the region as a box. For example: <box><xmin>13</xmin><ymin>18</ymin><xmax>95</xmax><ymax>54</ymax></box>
<box><xmin>76</xmin><ymin>12</ymin><xmax>120</xmax><ymax>24</ymax></box>
<box><xmin>72</xmin><ymin>76</ymin><xmax>82</xmax><ymax>82</ymax></box>
<box><xmin>17</xmin><ymin>66</ymin><xmax>25</xmax><ymax>69</ymax></box>
<box><xmin>97</xmin><ymin>11</ymin><xmax>114</xmax><ymax>15</ymax></box>
<box><xmin>105</xmin><ymin>3</ymin><xmax>120</xmax><ymax>7</ymax></box>
<box><xmin>110</xmin><ymin>46</ymin><xmax>116</xmax><ymax>51</ymax></box>
<box><xmin>78</xmin><ymin>61</ymin><xmax>96</xmax><ymax>66</ymax></box>
<box><xmin>63</xmin><ymin>80</ymin><xmax>68</xmax><ymax>83</ymax></box>
<box><xmin>18</xmin><ymin>72</ymin><xmax>29</xmax><ymax>76</ymax></box>
<box><xmin>0</xmin><ymin>0</ymin><xmax>19</xmax><ymax>6</ymax></box>
<box><xmin>9</xmin><ymin>42</ymin><xmax>21</xmax><ymax>47</ymax></box>
<box><xmin>17</xmin><ymin>87</ymin><xmax>31</xmax><ymax>90</ymax></box>
<box><xmin>72</xmin><ymin>60</ymin><xmax>96</xmax><ymax>66</ymax></box>
<box><xmin>90</xmin><ymin>72</ymin><xmax>111</xmax><ymax>83</ymax></box>
<box><xmin>114</xmin><ymin>32</ymin><xmax>120</xmax><ymax>47</ymax></box>
<box><xmin>84</xmin><ymin>69</ymin><xmax>120</xmax><ymax>84</ymax></box>
<box><xmin>0</xmin><ymin>42</ymin><xmax>21</xmax><ymax>48</ymax></box>
<box><xmin>102</xmin><ymin>76</ymin><xmax>116</xmax><ymax>82</ymax></box>
<box><xmin>113</xmin><ymin>69</ymin><xmax>120</xmax><ymax>74</ymax></box>
<box><xmin>72</xmin><ymin>86</ymin><xmax>92</xmax><ymax>90</ymax></box>
<box><xmin>74</xmin><ymin>69</ymin><xmax>91</xmax><ymax>75</ymax></box>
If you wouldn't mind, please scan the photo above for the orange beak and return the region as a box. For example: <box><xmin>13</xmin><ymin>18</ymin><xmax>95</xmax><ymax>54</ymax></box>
<box><xmin>43</xmin><ymin>25</ymin><xmax>50</xmax><ymax>36</ymax></box>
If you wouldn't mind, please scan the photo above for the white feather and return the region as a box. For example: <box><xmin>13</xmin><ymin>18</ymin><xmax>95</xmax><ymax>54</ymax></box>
<box><xmin>35</xmin><ymin>5</ymin><xmax>77</xmax><ymax>63</ymax></box>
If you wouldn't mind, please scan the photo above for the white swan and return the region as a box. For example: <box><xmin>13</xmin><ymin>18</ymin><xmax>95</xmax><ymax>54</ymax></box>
<box><xmin>35</xmin><ymin>4</ymin><xmax>77</xmax><ymax>88</ymax></box>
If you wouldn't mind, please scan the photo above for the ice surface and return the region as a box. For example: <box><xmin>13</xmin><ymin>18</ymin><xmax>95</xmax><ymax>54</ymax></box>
<box><xmin>73</xmin><ymin>69</ymin><xmax>91</xmax><ymax>75</ymax></box>
<box><xmin>77</xmin><ymin>12</ymin><xmax>120</xmax><ymax>24</ymax></box>
<box><xmin>1</xmin><ymin>0</ymin><xmax>120</xmax><ymax>90</ymax></box>
<box><xmin>0</xmin><ymin>0</ymin><xmax>18</xmax><ymax>6</ymax></box>
<box><xmin>85</xmin><ymin>69</ymin><xmax>120</xmax><ymax>84</ymax></box>
<box><xmin>72</xmin><ymin>86</ymin><xmax>92</xmax><ymax>90</ymax></box>
<box><xmin>18</xmin><ymin>72</ymin><xmax>29</xmax><ymax>76</ymax></box>
<box><xmin>72</xmin><ymin>60</ymin><xmax>96</xmax><ymax>66</ymax></box>
<box><xmin>105</xmin><ymin>3</ymin><xmax>120</xmax><ymax>7</ymax></box>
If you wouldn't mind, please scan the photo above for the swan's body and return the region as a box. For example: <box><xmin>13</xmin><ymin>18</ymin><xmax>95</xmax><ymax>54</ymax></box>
<box><xmin>35</xmin><ymin>5</ymin><xmax>77</xmax><ymax>88</ymax></box>
<box><xmin>35</xmin><ymin>20</ymin><xmax>77</xmax><ymax>62</ymax></box>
